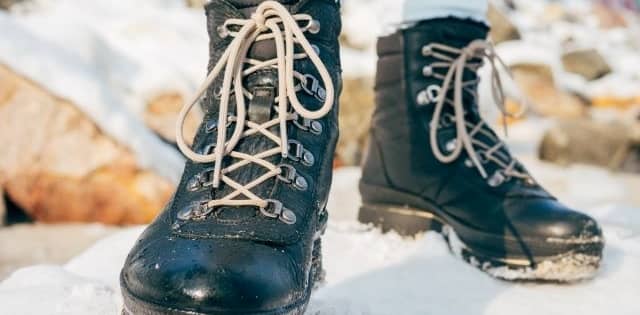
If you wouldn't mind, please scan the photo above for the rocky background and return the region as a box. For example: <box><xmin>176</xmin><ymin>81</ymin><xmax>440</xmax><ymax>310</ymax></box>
<box><xmin>1</xmin><ymin>0</ymin><xmax>640</xmax><ymax>276</ymax></box>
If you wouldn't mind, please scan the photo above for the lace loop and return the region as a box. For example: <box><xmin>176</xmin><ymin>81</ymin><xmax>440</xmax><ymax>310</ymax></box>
<box><xmin>175</xmin><ymin>1</ymin><xmax>334</xmax><ymax>213</ymax></box>
<box><xmin>424</xmin><ymin>40</ymin><xmax>530</xmax><ymax>183</ymax></box>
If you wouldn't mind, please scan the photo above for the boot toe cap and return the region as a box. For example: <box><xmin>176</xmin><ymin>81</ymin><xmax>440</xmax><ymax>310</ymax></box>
<box><xmin>502</xmin><ymin>198</ymin><xmax>604</xmax><ymax>259</ymax></box>
<box><xmin>121</xmin><ymin>236</ymin><xmax>305</xmax><ymax>313</ymax></box>
<box><xmin>508</xmin><ymin>199</ymin><xmax>602</xmax><ymax>241</ymax></box>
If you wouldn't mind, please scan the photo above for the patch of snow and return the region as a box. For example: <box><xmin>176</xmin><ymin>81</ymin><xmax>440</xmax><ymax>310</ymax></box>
<box><xmin>484</xmin><ymin>253</ymin><xmax>601</xmax><ymax>282</ymax></box>
<box><xmin>0</xmin><ymin>266</ymin><xmax>119</xmax><ymax>315</ymax></box>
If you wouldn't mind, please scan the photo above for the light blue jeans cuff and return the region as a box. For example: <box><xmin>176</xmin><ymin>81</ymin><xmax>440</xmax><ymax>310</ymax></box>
<box><xmin>398</xmin><ymin>0</ymin><xmax>488</xmax><ymax>28</ymax></box>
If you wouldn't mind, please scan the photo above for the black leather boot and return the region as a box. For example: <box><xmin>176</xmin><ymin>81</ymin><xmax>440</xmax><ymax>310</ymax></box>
<box><xmin>359</xmin><ymin>18</ymin><xmax>604</xmax><ymax>282</ymax></box>
<box><xmin>120</xmin><ymin>0</ymin><xmax>341</xmax><ymax>314</ymax></box>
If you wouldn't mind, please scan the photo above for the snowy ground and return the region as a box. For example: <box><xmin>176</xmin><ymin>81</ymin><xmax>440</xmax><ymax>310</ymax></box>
<box><xmin>1</xmin><ymin>152</ymin><xmax>639</xmax><ymax>314</ymax></box>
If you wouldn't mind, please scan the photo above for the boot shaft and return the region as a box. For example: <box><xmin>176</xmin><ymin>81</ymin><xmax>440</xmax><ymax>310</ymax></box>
<box><xmin>374</xmin><ymin>18</ymin><xmax>489</xmax><ymax>129</ymax></box>
<box><xmin>362</xmin><ymin>19</ymin><xmax>546</xmax><ymax>202</ymax></box>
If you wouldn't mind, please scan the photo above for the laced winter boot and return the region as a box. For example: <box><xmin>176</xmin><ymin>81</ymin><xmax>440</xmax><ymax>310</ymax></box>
<box><xmin>358</xmin><ymin>18</ymin><xmax>604</xmax><ymax>282</ymax></box>
<box><xmin>120</xmin><ymin>1</ymin><xmax>341</xmax><ymax>314</ymax></box>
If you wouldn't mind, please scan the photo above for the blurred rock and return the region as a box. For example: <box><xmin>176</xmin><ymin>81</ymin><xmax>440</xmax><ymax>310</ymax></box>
<box><xmin>562</xmin><ymin>49</ymin><xmax>611</xmax><ymax>81</ymax></box>
<box><xmin>144</xmin><ymin>92</ymin><xmax>202</xmax><ymax>145</ymax></box>
<box><xmin>591</xmin><ymin>95</ymin><xmax>640</xmax><ymax>109</ymax></box>
<box><xmin>185</xmin><ymin>0</ymin><xmax>206</xmax><ymax>8</ymax></box>
<box><xmin>0</xmin><ymin>0</ymin><xmax>23</xmax><ymax>10</ymax></box>
<box><xmin>539</xmin><ymin>119</ymin><xmax>640</xmax><ymax>172</ymax></box>
<box><xmin>337</xmin><ymin>78</ymin><xmax>375</xmax><ymax>167</ymax></box>
<box><xmin>593</xmin><ymin>3</ymin><xmax>628</xmax><ymax>29</ymax></box>
<box><xmin>510</xmin><ymin>63</ymin><xmax>588</xmax><ymax>118</ymax></box>
<box><xmin>0</xmin><ymin>65</ymin><xmax>173</xmax><ymax>225</ymax></box>
<box><xmin>487</xmin><ymin>4</ymin><xmax>521</xmax><ymax>44</ymax></box>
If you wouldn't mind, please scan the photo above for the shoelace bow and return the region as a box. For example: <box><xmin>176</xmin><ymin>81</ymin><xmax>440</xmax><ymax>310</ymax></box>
<box><xmin>176</xmin><ymin>1</ymin><xmax>334</xmax><ymax>217</ymax></box>
<box><xmin>423</xmin><ymin>40</ymin><xmax>532</xmax><ymax>185</ymax></box>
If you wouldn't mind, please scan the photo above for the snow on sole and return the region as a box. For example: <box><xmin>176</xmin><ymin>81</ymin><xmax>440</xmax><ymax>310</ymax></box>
<box><xmin>358</xmin><ymin>203</ymin><xmax>603</xmax><ymax>282</ymax></box>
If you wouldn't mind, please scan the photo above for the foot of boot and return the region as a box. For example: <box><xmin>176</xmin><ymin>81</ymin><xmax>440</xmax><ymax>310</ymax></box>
<box><xmin>359</xmin><ymin>18</ymin><xmax>604</xmax><ymax>282</ymax></box>
<box><xmin>120</xmin><ymin>0</ymin><xmax>342</xmax><ymax>313</ymax></box>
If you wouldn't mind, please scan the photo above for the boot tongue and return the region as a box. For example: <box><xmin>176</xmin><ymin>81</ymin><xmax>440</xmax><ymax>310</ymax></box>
<box><xmin>245</xmin><ymin>40</ymin><xmax>279</xmax><ymax>123</ymax></box>
<box><xmin>246</xmin><ymin>73</ymin><xmax>277</xmax><ymax>123</ymax></box>
<box><xmin>213</xmin><ymin>36</ymin><xmax>282</xmax><ymax>212</ymax></box>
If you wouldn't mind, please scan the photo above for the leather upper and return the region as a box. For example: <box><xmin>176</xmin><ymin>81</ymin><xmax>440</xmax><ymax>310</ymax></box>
<box><xmin>361</xmin><ymin>18</ymin><xmax>603</xmax><ymax>258</ymax></box>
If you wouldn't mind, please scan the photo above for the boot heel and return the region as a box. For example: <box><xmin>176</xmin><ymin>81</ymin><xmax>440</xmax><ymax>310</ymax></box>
<box><xmin>358</xmin><ymin>203</ymin><xmax>443</xmax><ymax>236</ymax></box>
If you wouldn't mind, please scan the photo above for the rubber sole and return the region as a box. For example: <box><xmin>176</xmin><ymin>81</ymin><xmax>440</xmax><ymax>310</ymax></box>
<box><xmin>359</xmin><ymin>203</ymin><xmax>603</xmax><ymax>282</ymax></box>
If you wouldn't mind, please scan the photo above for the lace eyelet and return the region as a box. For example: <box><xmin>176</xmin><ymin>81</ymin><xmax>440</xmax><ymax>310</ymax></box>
<box><xmin>422</xmin><ymin>66</ymin><xmax>433</xmax><ymax>77</ymax></box>
<box><xmin>308</xmin><ymin>19</ymin><xmax>321</xmax><ymax>34</ymax></box>
<box><xmin>287</xmin><ymin>140</ymin><xmax>314</xmax><ymax>166</ymax></box>
<box><xmin>297</xmin><ymin>73</ymin><xmax>326</xmax><ymax>101</ymax></box>
<box><xmin>293</xmin><ymin>175</ymin><xmax>309</xmax><ymax>191</ymax></box>
<box><xmin>205</xmin><ymin>120</ymin><xmax>218</xmax><ymax>132</ymax></box>
<box><xmin>206</xmin><ymin>116</ymin><xmax>234</xmax><ymax>133</ymax></box>
<box><xmin>199</xmin><ymin>143</ymin><xmax>216</xmax><ymax>155</ymax></box>
<box><xmin>260</xmin><ymin>199</ymin><xmax>297</xmax><ymax>225</ymax></box>
<box><xmin>478</xmin><ymin>151</ymin><xmax>489</xmax><ymax>164</ymax></box>
<box><xmin>177</xmin><ymin>201</ymin><xmax>210</xmax><ymax>221</ymax></box>
<box><xmin>417</xmin><ymin>90</ymin><xmax>430</xmax><ymax>106</ymax></box>
<box><xmin>213</xmin><ymin>86</ymin><xmax>223</xmax><ymax>99</ymax></box>
<box><xmin>487</xmin><ymin>172</ymin><xmax>506</xmax><ymax>187</ymax></box>
<box><xmin>292</xmin><ymin>114</ymin><xmax>323</xmax><ymax>136</ymax></box>
<box><xmin>177</xmin><ymin>207</ymin><xmax>193</xmax><ymax>221</ymax></box>
<box><xmin>426</xmin><ymin>85</ymin><xmax>441</xmax><ymax>102</ymax></box>
<box><xmin>524</xmin><ymin>177</ymin><xmax>536</xmax><ymax>186</ymax></box>
<box><xmin>186</xmin><ymin>177</ymin><xmax>202</xmax><ymax>192</ymax></box>
<box><xmin>440</xmin><ymin>115</ymin><xmax>454</xmax><ymax>127</ymax></box>
<box><xmin>311</xmin><ymin>44</ymin><xmax>321</xmax><ymax>56</ymax></box>
<box><xmin>217</xmin><ymin>25</ymin><xmax>229</xmax><ymax>38</ymax></box>
<box><xmin>186</xmin><ymin>168</ymin><xmax>215</xmax><ymax>192</ymax></box>
<box><xmin>278</xmin><ymin>164</ymin><xmax>297</xmax><ymax>183</ymax></box>
<box><xmin>278</xmin><ymin>164</ymin><xmax>309</xmax><ymax>191</ymax></box>
<box><xmin>445</xmin><ymin>139</ymin><xmax>457</xmax><ymax>152</ymax></box>
<box><xmin>287</xmin><ymin>140</ymin><xmax>304</xmax><ymax>160</ymax></box>
<box><xmin>464</xmin><ymin>159</ymin><xmax>474</xmax><ymax>168</ymax></box>
<box><xmin>302</xmin><ymin>150</ymin><xmax>315</xmax><ymax>167</ymax></box>
<box><xmin>422</xmin><ymin>45</ymin><xmax>433</xmax><ymax>56</ymax></box>
<box><xmin>418</xmin><ymin>84</ymin><xmax>442</xmax><ymax>106</ymax></box>
<box><xmin>280</xmin><ymin>209</ymin><xmax>297</xmax><ymax>224</ymax></box>
<box><xmin>310</xmin><ymin>120</ymin><xmax>323</xmax><ymax>135</ymax></box>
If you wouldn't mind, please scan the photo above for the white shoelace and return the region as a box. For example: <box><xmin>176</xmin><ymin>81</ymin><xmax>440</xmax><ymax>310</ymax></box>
<box><xmin>175</xmin><ymin>1</ymin><xmax>334</xmax><ymax>213</ymax></box>
<box><xmin>423</xmin><ymin>40</ymin><xmax>531</xmax><ymax>184</ymax></box>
